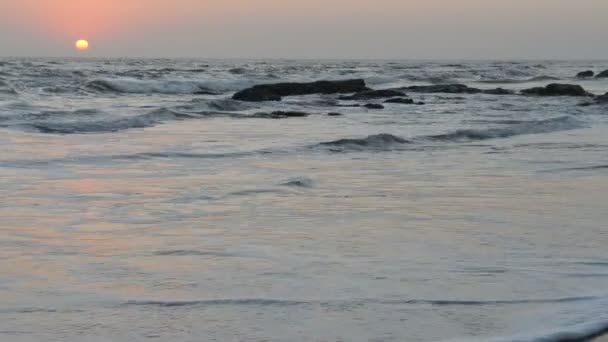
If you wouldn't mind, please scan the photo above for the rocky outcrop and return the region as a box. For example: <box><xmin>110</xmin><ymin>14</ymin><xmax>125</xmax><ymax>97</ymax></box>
<box><xmin>483</xmin><ymin>88</ymin><xmax>515</xmax><ymax>95</ymax></box>
<box><xmin>252</xmin><ymin>111</ymin><xmax>310</xmax><ymax>119</ymax></box>
<box><xmin>596</xmin><ymin>70</ymin><xmax>608</xmax><ymax>78</ymax></box>
<box><xmin>521</xmin><ymin>83</ymin><xmax>592</xmax><ymax>97</ymax></box>
<box><xmin>384</xmin><ymin>97</ymin><xmax>415</xmax><ymax>104</ymax></box>
<box><xmin>339</xmin><ymin>89</ymin><xmax>406</xmax><ymax>100</ymax></box>
<box><xmin>577</xmin><ymin>70</ymin><xmax>594</xmax><ymax>78</ymax></box>
<box><xmin>233</xmin><ymin>79</ymin><xmax>368</xmax><ymax>102</ymax></box>
<box><xmin>363</xmin><ymin>103</ymin><xmax>385</xmax><ymax>109</ymax></box>
<box><xmin>404</xmin><ymin>84</ymin><xmax>482</xmax><ymax>94</ymax></box>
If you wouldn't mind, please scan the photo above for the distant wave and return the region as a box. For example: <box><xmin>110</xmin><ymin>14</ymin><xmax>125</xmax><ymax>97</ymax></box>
<box><xmin>86</xmin><ymin>78</ymin><xmax>253</xmax><ymax>95</ymax></box>
<box><xmin>124</xmin><ymin>299</ymin><xmax>308</xmax><ymax>308</ymax></box>
<box><xmin>478</xmin><ymin>75</ymin><xmax>561</xmax><ymax>84</ymax></box>
<box><xmin>0</xmin><ymin>80</ymin><xmax>17</xmax><ymax>95</ymax></box>
<box><xmin>122</xmin><ymin>295</ymin><xmax>600</xmax><ymax>309</ymax></box>
<box><xmin>316</xmin><ymin>133</ymin><xmax>411</xmax><ymax>152</ymax></box>
<box><xmin>425</xmin><ymin>116</ymin><xmax>584</xmax><ymax>142</ymax></box>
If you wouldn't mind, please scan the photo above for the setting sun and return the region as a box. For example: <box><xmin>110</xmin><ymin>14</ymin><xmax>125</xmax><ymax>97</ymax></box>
<box><xmin>75</xmin><ymin>39</ymin><xmax>89</xmax><ymax>51</ymax></box>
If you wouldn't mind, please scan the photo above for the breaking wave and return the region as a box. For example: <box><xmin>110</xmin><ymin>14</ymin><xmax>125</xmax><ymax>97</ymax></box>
<box><xmin>478</xmin><ymin>75</ymin><xmax>562</xmax><ymax>84</ymax></box>
<box><xmin>24</xmin><ymin>109</ymin><xmax>196</xmax><ymax>134</ymax></box>
<box><xmin>317</xmin><ymin>133</ymin><xmax>411</xmax><ymax>152</ymax></box>
<box><xmin>312</xmin><ymin>117</ymin><xmax>583</xmax><ymax>152</ymax></box>
<box><xmin>426</xmin><ymin>116</ymin><xmax>584</xmax><ymax>142</ymax></box>
<box><xmin>479</xmin><ymin>319</ymin><xmax>608</xmax><ymax>342</ymax></box>
<box><xmin>86</xmin><ymin>78</ymin><xmax>253</xmax><ymax>95</ymax></box>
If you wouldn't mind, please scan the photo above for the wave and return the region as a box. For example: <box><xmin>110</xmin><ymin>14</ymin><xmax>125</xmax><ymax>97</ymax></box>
<box><xmin>124</xmin><ymin>299</ymin><xmax>308</xmax><ymax>308</ymax></box>
<box><xmin>478</xmin><ymin>75</ymin><xmax>561</xmax><ymax>84</ymax></box>
<box><xmin>204</xmin><ymin>98</ymin><xmax>252</xmax><ymax>111</ymax></box>
<box><xmin>317</xmin><ymin>133</ymin><xmax>411</xmax><ymax>152</ymax></box>
<box><xmin>122</xmin><ymin>295</ymin><xmax>600</xmax><ymax>310</ymax></box>
<box><xmin>154</xmin><ymin>250</ymin><xmax>232</xmax><ymax>257</ymax></box>
<box><xmin>24</xmin><ymin>108</ymin><xmax>196</xmax><ymax>134</ymax></box>
<box><xmin>543</xmin><ymin>165</ymin><xmax>608</xmax><ymax>173</ymax></box>
<box><xmin>0</xmin><ymin>80</ymin><xmax>17</xmax><ymax>95</ymax></box>
<box><xmin>313</xmin><ymin>117</ymin><xmax>581</xmax><ymax>152</ymax></box>
<box><xmin>279</xmin><ymin>177</ymin><xmax>314</xmax><ymax>188</ymax></box>
<box><xmin>381</xmin><ymin>296</ymin><xmax>599</xmax><ymax>306</ymax></box>
<box><xmin>425</xmin><ymin>116</ymin><xmax>583</xmax><ymax>142</ymax></box>
<box><xmin>479</xmin><ymin>319</ymin><xmax>608</xmax><ymax>342</ymax></box>
<box><xmin>86</xmin><ymin>78</ymin><xmax>253</xmax><ymax>95</ymax></box>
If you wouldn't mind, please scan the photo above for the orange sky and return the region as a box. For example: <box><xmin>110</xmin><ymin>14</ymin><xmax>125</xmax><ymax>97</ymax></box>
<box><xmin>1</xmin><ymin>0</ymin><xmax>607</xmax><ymax>58</ymax></box>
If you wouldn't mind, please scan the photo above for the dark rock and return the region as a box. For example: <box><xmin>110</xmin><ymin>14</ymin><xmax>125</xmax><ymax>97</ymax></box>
<box><xmin>384</xmin><ymin>97</ymin><xmax>415</xmax><ymax>104</ymax></box>
<box><xmin>233</xmin><ymin>79</ymin><xmax>368</xmax><ymax>102</ymax></box>
<box><xmin>339</xmin><ymin>89</ymin><xmax>406</xmax><ymax>100</ymax></box>
<box><xmin>579</xmin><ymin>93</ymin><xmax>608</xmax><ymax>106</ymax></box>
<box><xmin>252</xmin><ymin>111</ymin><xmax>310</xmax><ymax>119</ymax></box>
<box><xmin>336</xmin><ymin>104</ymin><xmax>362</xmax><ymax>108</ymax></box>
<box><xmin>363</xmin><ymin>103</ymin><xmax>384</xmax><ymax>109</ymax></box>
<box><xmin>228</xmin><ymin>67</ymin><xmax>248</xmax><ymax>74</ymax></box>
<box><xmin>521</xmin><ymin>83</ymin><xmax>592</xmax><ymax>97</ymax></box>
<box><xmin>404</xmin><ymin>84</ymin><xmax>482</xmax><ymax>94</ymax></box>
<box><xmin>327</xmin><ymin>112</ymin><xmax>343</xmax><ymax>116</ymax></box>
<box><xmin>483</xmin><ymin>88</ymin><xmax>515</xmax><ymax>95</ymax></box>
<box><xmin>416</xmin><ymin>101</ymin><xmax>426</xmax><ymax>105</ymax></box>
<box><xmin>596</xmin><ymin>70</ymin><xmax>608</xmax><ymax>78</ymax></box>
<box><xmin>598</xmin><ymin>94</ymin><xmax>608</xmax><ymax>104</ymax></box>
<box><xmin>576</xmin><ymin>70</ymin><xmax>594</xmax><ymax>78</ymax></box>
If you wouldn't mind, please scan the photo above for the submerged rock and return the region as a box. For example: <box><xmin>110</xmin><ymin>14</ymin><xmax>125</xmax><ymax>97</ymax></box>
<box><xmin>384</xmin><ymin>97</ymin><xmax>415</xmax><ymax>104</ymax></box>
<box><xmin>483</xmin><ymin>88</ymin><xmax>515</xmax><ymax>95</ymax></box>
<box><xmin>596</xmin><ymin>70</ymin><xmax>608</xmax><ymax>78</ymax></box>
<box><xmin>339</xmin><ymin>89</ymin><xmax>406</xmax><ymax>100</ymax></box>
<box><xmin>404</xmin><ymin>84</ymin><xmax>482</xmax><ymax>94</ymax></box>
<box><xmin>577</xmin><ymin>70</ymin><xmax>594</xmax><ymax>78</ymax></box>
<box><xmin>363</xmin><ymin>103</ymin><xmax>385</xmax><ymax>109</ymax></box>
<box><xmin>252</xmin><ymin>111</ymin><xmax>310</xmax><ymax>119</ymax></box>
<box><xmin>521</xmin><ymin>83</ymin><xmax>592</xmax><ymax>97</ymax></box>
<box><xmin>233</xmin><ymin>79</ymin><xmax>368</xmax><ymax>102</ymax></box>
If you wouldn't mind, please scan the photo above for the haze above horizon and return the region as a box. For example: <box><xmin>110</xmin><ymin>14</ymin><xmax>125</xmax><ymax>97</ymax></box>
<box><xmin>1</xmin><ymin>0</ymin><xmax>607</xmax><ymax>59</ymax></box>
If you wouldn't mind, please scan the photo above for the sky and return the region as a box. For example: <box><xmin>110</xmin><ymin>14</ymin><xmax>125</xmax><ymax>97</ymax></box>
<box><xmin>0</xmin><ymin>0</ymin><xmax>607</xmax><ymax>59</ymax></box>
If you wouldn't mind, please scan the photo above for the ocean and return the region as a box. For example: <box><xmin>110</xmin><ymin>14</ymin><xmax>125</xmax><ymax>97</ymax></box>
<box><xmin>1</xmin><ymin>58</ymin><xmax>608</xmax><ymax>341</ymax></box>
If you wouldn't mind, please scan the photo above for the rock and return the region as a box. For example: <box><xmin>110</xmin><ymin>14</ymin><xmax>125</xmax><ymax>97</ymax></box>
<box><xmin>384</xmin><ymin>97</ymin><xmax>415</xmax><ymax>104</ymax></box>
<box><xmin>233</xmin><ymin>79</ymin><xmax>368</xmax><ymax>102</ymax></box>
<box><xmin>596</xmin><ymin>70</ymin><xmax>608</xmax><ymax>78</ymax></box>
<box><xmin>404</xmin><ymin>84</ymin><xmax>482</xmax><ymax>94</ymax></box>
<box><xmin>483</xmin><ymin>88</ymin><xmax>515</xmax><ymax>95</ymax></box>
<box><xmin>339</xmin><ymin>89</ymin><xmax>406</xmax><ymax>100</ymax></box>
<box><xmin>577</xmin><ymin>70</ymin><xmax>594</xmax><ymax>78</ymax></box>
<box><xmin>579</xmin><ymin>93</ymin><xmax>608</xmax><ymax>106</ymax></box>
<box><xmin>327</xmin><ymin>112</ymin><xmax>343</xmax><ymax>116</ymax></box>
<box><xmin>363</xmin><ymin>103</ymin><xmax>384</xmax><ymax>109</ymax></box>
<box><xmin>598</xmin><ymin>94</ymin><xmax>608</xmax><ymax>103</ymax></box>
<box><xmin>521</xmin><ymin>83</ymin><xmax>592</xmax><ymax>97</ymax></box>
<box><xmin>336</xmin><ymin>104</ymin><xmax>362</xmax><ymax>108</ymax></box>
<box><xmin>252</xmin><ymin>111</ymin><xmax>310</xmax><ymax>119</ymax></box>
<box><xmin>228</xmin><ymin>67</ymin><xmax>248</xmax><ymax>75</ymax></box>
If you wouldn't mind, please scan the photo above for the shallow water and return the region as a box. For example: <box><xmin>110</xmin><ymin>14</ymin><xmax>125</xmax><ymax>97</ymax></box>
<box><xmin>1</xmin><ymin>58</ymin><xmax>608</xmax><ymax>341</ymax></box>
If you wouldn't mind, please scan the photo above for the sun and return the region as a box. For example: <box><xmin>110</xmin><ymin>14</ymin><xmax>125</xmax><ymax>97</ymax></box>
<box><xmin>75</xmin><ymin>39</ymin><xmax>90</xmax><ymax>51</ymax></box>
